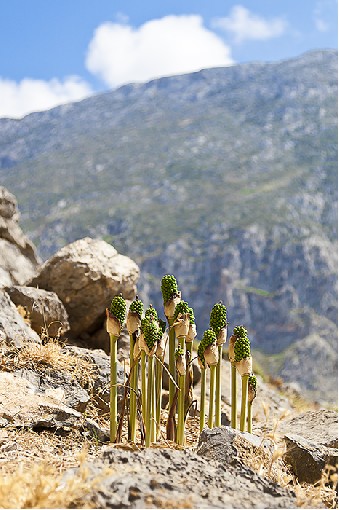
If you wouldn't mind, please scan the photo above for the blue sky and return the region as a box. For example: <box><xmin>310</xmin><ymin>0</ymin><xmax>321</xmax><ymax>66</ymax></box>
<box><xmin>0</xmin><ymin>0</ymin><xmax>337</xmax><ymax>118</ymax></box>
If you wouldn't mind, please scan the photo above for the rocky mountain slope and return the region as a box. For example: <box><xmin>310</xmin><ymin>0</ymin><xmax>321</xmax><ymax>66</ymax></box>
<box><xmin>0</xmin><ymin>49</ymin><xmax>337</xmax><ymax>403</ymax></box>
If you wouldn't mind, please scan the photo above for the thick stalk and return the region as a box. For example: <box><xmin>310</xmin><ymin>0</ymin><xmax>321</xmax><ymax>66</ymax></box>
<box><xmin>129</xmin><ymin>333</ymin><xmax>137</xmax><ymax>442</ymax></box>
<box><xmin>184</xmin><ymin>342</ymin><xmax>193</xmax><ymax>416</ymax></box>
<box><xmin>200</xmin><ymin>368</ymin><xmax>206</xmax><ymax>432</ymax></box>
<box><xmin>141</xmin><ymin>351</ymin><xmax>147</xmax><ymax>427</ymax></box>
<box><xmin>109</xmin><ymin>334</ymin><xmax>118</xmax><ymax>443</ymax></box>
<box><xmin>231</xmin><ymin>363</ymin><xmax>237</xmax><ymax>429</ymax></box>
<box><xmin>208</xmin><ymin>365</ymin><xmax>216</xmax><ymax>428</ymax></box>
<box><xmin>155</xmin><ymin>357</ymin><xmax>162</xmax><ymax>440</ymax></box>
<box><xmin>146</xmin><ymin>356</ymin><xmax>154</xmax><ymax>447</ymax></box>
<box><xmin>177</xmin><ymin>336</ymin><xmax>186</xmax><ymax>446</ymax></box>
<box><xmin>247</xmin><ymin>401</ymin><xmax>253</xmax><ymax>434</ymax></box>
<box><xmin>240</xmin><ymin>374</ymin><xmax>249</xmax><ymax>432</ymax></box>
<box><xmin>168</xmin><ymin>318</ymin><xmax>176</xmax><ymax>409</ymax></box>
<box><xmin>215</xmin><ymin>345</ymin><xmax>223</xmax><ymax>427</ymax></box>
<box><xmin>151</xmin><ymin>365</ymin><xmax>156</xmax><ymax>443</ymax></box>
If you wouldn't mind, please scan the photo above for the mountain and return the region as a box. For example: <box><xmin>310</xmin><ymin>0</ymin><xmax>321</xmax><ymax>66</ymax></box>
<box><xmin>0</xmin><ymin>49</ymin><xmax>337</xmax><ymax>403</ymax></box>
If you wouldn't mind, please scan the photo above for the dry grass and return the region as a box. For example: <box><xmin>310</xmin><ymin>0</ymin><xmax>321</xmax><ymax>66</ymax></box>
<box><xmin>0</xmin><ymin>448</ymin><xmax>114</xmax><ymax>509</ymax></box>
<box><xmin>1</xmin><ymin>339</ymin><xmax>97</xmax><ymax>390</ymax></box>
<box><xmin>0</xmin><ymin>340</ymin><xmax>336</xmax><ymax>508</ymax></box>
<box><xmin>235</xmin><ymin>408</ymin><xmax>338</xmax><ymax>509</ymax></box>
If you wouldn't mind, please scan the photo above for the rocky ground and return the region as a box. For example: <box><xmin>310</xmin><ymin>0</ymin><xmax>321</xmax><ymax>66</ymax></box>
<box><xmin>0</xmin><ymin>185</ymin><xmax>337</xmax><ymax>508</ymax></box>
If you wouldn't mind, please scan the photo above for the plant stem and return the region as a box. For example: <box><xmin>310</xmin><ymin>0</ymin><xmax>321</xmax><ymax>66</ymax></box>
<box><xmin>208</xmin><ymin>365</ymin><xmax>216</xmax><ymax>428</ymax></box>
<box><xmin>200</xmin><ymin>368</ymin><xmax>206</xmax><ymax>432</ymax></box>
<box><xmin>247</xmin><ymin>401</ymin><xmax>253</xmax><ymax>434</ymax></box>
<box><xmin>184</xmin><ymin>342</ymin><xmax>193</xmax><ymax>416</ymax></box>
<box><xmin>146</xmin><ymin>355</ymin><xmax>154</xmax><ymax>447</ymax></box>
<box><xmin>177</xmin><ymin>336</ymin><xmax>186</xmax><ymax>446</ymax></box>
<box><xmin>129</xmin><ymin>333</ymin><xmax>137</xmax><ymax>442</ymax></box>
<box><xmin>231</xmin><ymin>363</ymin><xmax>237</xmax><ymax>429</ymax></box>
<box><xmin>155</xmin><ymin>357</ymin><xmax>162</xmax><ymax>440</ymax></box>
<box><xmin>141</xmin><ymin>351</ymin><xmax>147</xmax><ymax>428</ymax></box>
<box><xmin>240</xmin><ymin>374</ymin><xmax>249</xmax><ymax>432</ymax></box>
<box><xmin>168</xmin><ymin>318</ymin><xmax>176</xmax><ymax>410</ymax></box>
<box><xmin>151</xmin><ymin>365</ymin><xmax>156</xmax><ymax>443</ymax></box>
<box><xmin>215</xmin><ymin>345</ymin><xmax>223</xmax><ymax>427</ymax></box>
<box><xmin>109</xmin><ymin>334</ymin><xmax>118</xmax><ymax>443</ymax></box>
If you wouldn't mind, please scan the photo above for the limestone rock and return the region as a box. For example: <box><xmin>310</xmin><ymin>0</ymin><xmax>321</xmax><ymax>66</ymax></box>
<box><xmin>278</xmin><ymin>410</ymin><xmax>338</xmax><ymax>449</ymax></box>
<box><xmin>28</xmin><ymin>237</ymin><xmax>139</xmax><ymax>338</ymax></box>
<box><xmin>0</xmin><ymin>290</ymin><xmax>40</xmax><ymax>347</ymax></box>
<box><xmin>6</xmin><ymin>285</ymin><xmax>70</xmax><ymax>338</ymax></box>
<box><xmin>196</xmin><ymin>426</ymin><xmax>273</xmax><ymax>465</ymax></box>
<box><xmin>280</xmin><ymin>409</ymin><xmax>338</xmax><ymax>484</ymax></box>
<box><xmin>13</xmin><ymin>369</ymin><xmax>90</xmax><ymax>413</ymax></box>
<box><xmin>283</xmin><ymin>434</ymin><xmax>338</xmax><ymax>484</ymax></box>
<box><xmin>74</xmin><ymin>446</ymin><xmax>296</xmax><ymax>509</ymax></box>
<box><xmin>0</xmin><ymin>372</ymin><xmax>83</xmax><ymax>429</ymax></box>
<box><xmin>0</xmin><ymin>187</ymin><xmax>40</xmax><ymax>287</ymax></box>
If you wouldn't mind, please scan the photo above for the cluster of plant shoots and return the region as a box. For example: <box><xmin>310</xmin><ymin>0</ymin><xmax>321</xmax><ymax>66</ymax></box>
<box><xmin>106</xmin><ymin>275</ymin><xmax>257</xmax><ymax>446</ymax></box>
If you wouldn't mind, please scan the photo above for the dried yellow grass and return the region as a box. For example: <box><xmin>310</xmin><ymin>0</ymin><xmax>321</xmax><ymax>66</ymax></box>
<box><xmin>1</xmin><ymin>339</ymin><xmax>97</xmax><ymax>390</ymax></box>
<box><xmin>236</xmin><ymin>409</ymin><xmax>338</xmax><ymax>509</ymax></box>
<box><xmin>0</xmin><ymin>449</ymin><xmax>113</xmax><ymax>509</ymax></box>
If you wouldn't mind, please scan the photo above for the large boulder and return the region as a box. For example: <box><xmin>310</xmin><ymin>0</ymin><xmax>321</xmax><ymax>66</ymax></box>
<box><xmin>28</xmin><ymin>238</ymin><xmax>139</xmax><ymax>339</ymax></box>
<box><xmin>279</xmin><ymin>410</ymin><xmax>338</xmax><ymax>484</ymax></box>
<box><xmin>0</xmin><ymin>187</ymin><xmax>40</xmax><ymax>287</ymax></box>
<box><xmin>0</xmin><ymin>372</ymin><xmax>83</xmax><ymax>429</ymax></box>
<box><xmin>74</xmin><ymin>444</ymin><xmax>296</xmax><ymax>508</ymax></box>
<box><xmin>6</xmin><ymin>285</ymin><xmax>70</xmax><ymax>338</ymax></box>
<box><xmin>0</xmin><ymin>290</ymin><xmax>40</xmax><ymax>347</ymax></box>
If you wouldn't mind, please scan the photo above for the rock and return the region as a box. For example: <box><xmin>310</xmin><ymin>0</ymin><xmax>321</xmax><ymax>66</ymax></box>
<box><xmin>0</xmin><ymin>372</ymin><xmax>83</xmax><ymax>429</ymax></box>
<box><xmin>0</xmin><ymin>290</ymin><xmax>41</xmax><ymax>347</ymax></box>
<box><xmin>6</xmin><ymin>285</ymin><xmax>70</xmax><ymax>338</ymax></box>
<box><xmin>0</xmin><ymin>187</ymin><xmax>40</xmax><ymax>287</ymax></box>
<box><xmin>278</xmin><ymin>410</ymin><xmax>338</xmax><ymax>448</ymax></box>
<box><xmin>283</xmin><ymin>433</ymin><xmax>338</xmax><ymax>484</ymax></box>
<box><xmin>13</xmin><ymin>368</ymin><xmax>90</xmax><ymax>413</ymax></box>
<box><xmin>196</xmin><ymin>426</ymin><xmax>273</xmax><ymax>465</ymax></box>
<box><xmin>0</xmin><ymin>371</ymin><xmax>108</xmax><ymax>441</ymax></box>
<box><xmin>28</xmin><ymin>237</ymin><xmax>139</xmax><ymax>339</ymax></box>
<box><xmin>72</xmin><ymin>446</ymin><xmax>296</xmax><ymax>509</ymax></box>
<box><xmin>279</xmin><ymin>409</ymin><xmax>338</xmax><ymax>484</ymax></box>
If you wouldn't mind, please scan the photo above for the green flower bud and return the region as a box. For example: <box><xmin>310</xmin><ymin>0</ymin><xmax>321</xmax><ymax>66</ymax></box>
<box><xmin>173</xmin><ymin>300</ymin><xmax>190</xmax><ymax>321</ymax></box>
<box><xmin>233</xmin><ymin>325</ymin><xmax>248</xmax><ymax>339</ymax></box>
<box><xmin>198</xmin><ymin>329</ymin><xmax>218</xmax><ymax>368</ymax></box>
<box><xmin>188</xmin><ymin>306</ymin><xmax>195</xmax><ymax>325</ymax></box>
<box><xmin>161</xmin><ymin>274</ymin><xmax>179</xmax><ymax>304</ymax></box>
<box><xmin>248</xmin><ymin>375</ymin><xmax>257</xmax><ymax>392</ymax></box>
<box><xmin>109</xmin><ymin>294</ymin><xmax>126</xmax><ymax>325</ymax></box>
<box><xmin>175</xmin><ymin>346</ymin><xmax>185</xmax><ymax>358</ymax></box>
<box><xmin>141</xmin><ymin>317</ymin><xmax>160</xmax><ymax>350</ymax></box>
<box><xmin>129</xmin><ymin>295</ymin><xmax>144</xmax><ymax>318</ymax></box>
<box><xmin>234</xmin><ymin>335</ymin><xmax>251</xmax><ymax>362</ymax></box>
<box><xmin>209</xmin><ymin>302</ymin><xmax>227</xmax><ymax>334</ymax></box>
<box><xmin>145</xmin><ymin>304</ymin><xmax>158</xmax><ymax>322</ymax></box>
<box><xmin>197</xmin><ymin>341</ymin><xmax>206</xmax><ymax>368</ymax></box>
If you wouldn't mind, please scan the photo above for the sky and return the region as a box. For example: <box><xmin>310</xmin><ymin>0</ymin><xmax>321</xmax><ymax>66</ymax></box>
<box><xmin>0</xmin><ymin>0</ymin><xmax>337</xmax><ymax>119</ymax></box>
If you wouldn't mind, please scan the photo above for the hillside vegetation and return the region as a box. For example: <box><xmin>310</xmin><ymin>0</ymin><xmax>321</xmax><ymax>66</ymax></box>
<box><xmin>0</xmin><ymin>49</ymin><xmax>337</xmax><ymax>403</ymax></box>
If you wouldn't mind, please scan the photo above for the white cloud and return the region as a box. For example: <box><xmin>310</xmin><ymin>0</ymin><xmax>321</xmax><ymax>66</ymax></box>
<box><xmin>0</xmin><ymin>76</ymin><xmax>92</xmax><ymax>119</ymax></box>
<box><xmin>213</xmin><ymin>5</ymin><xmax>287</xmax><ymax>43</ymax></box>
<box><xmin>313</xmin><ymin>1</ymin><xmax>331</xmax><ymax>32</ymax></box>
<box><xmin>85</xmin><ymin>15</ymin><xmax>233</xmax><ymax>88</ymax></box>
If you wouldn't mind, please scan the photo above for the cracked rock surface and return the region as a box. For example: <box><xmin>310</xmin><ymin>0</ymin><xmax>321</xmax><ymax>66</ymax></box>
<box><xmin>72</xmin><ymin>438</ymin><xmax>296</xmax><ymax>509</ymax></box>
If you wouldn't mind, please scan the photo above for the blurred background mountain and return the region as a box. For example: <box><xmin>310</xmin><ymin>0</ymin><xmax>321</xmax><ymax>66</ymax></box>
<box><xmin>0</xmin><ymin>49</ymin><xmax>337</xmax><ymax>404</ymax></box>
